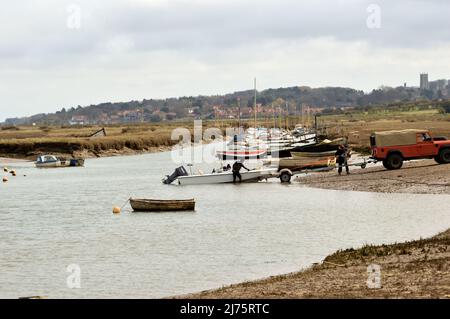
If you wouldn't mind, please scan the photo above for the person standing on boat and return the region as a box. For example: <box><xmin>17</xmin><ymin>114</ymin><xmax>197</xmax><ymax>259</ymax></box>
<box><xmin>232</xmin><ymin>159</ymin><xmax>250</xmax><ymax>183</ymax></box>
<box><xmin>335</xmin><ymin>145</ymin><xmax>350</xmax><ymax>175</ymax></box>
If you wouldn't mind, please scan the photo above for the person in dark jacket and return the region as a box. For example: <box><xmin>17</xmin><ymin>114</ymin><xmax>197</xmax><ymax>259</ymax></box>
<box><xmin>335</xmin><ymin>145</ymin><xmax>349</xmax><ymax>175</ymax></box>
<box><xmin>232</xmin><ymin>159</ymin><xmax>250</xmax><ymax>183</ymax></box>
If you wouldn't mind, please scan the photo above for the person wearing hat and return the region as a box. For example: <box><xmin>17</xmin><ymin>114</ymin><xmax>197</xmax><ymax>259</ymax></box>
<box><xmin>335</xmin><ymin>144</ymin><xmax>350</xmax><ymax>175</ymax></box>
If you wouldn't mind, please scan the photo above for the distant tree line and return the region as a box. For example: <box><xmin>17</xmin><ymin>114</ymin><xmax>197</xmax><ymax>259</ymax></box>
<box><xmin>3</xmin><ymin>85</ymin><xmax>448</xmax><ymax>125</ymax></box>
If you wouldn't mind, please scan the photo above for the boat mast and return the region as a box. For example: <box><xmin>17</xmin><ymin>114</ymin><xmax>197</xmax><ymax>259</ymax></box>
<box><xmin>253</xmin><ymin>78</ymin><xmax>257</xmax><ymax>134</ymax></box>
<box><xmin>278</xmin><ymin>106</ymin><xmax>282</xmax><ymax>129</ymax></box>
<box><xmin>272</xmin><ymin>103</ymin><xmax>276</xmax><ymax>129</ymax></box>
<box><xmin>237</xmin><ymin>97</ymin><xmax>241</xmax><ymax>132</ymax></box>
<box><xmin>285</xmin><ymin>101</ymin><xmax>289</xmax><ymax>131</ymax></box>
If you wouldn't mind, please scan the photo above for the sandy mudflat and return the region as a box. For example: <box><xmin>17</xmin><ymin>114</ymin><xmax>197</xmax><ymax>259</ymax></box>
<box><xmin>0</xmin><ymin>157</ymin><xmax>30</xmax><ymax>164</ymax></box>
<box><xmin>182</xmin><ymin>229</ymin><xmax>450</xmax><ymax>299</ymax></box>
<box><xmin>178</xmin><ymin>160</ymin><xmax>450</xmax><ymax>299</ymax></box>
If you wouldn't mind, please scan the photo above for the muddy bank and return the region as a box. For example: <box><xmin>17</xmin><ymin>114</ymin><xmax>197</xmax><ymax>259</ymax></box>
<box><xmin>0</xmin><ymin>157</ymin><xmax>30</xmax><ymax>164</ymax></box>
<box><xmin>0</xmin><ymin>133</ymin><xmax>177</xmax><ymax>160</ymax></box>
<box><xmin>298</xmin><ymin>159</ymin><xmax>450</xmax><ymax>195</ymax></box>
<box><xmin>181</xmin><ymin>229</ymin><xmax>450</xmax><ymax>299</ymax></box>
<box><xmin>0</xmin><ymin>147</ymin><xmax>173</xmax><ymax>161</ymax></box>
<box><xmin>70</xmin><ymin>145</ymin><xmax>173</xmax><ymax>160</ymax></box>
<box><xmin>180</xmin><ymin>161</ymin><xmax>450</xmax><ymax>299</ymax></box>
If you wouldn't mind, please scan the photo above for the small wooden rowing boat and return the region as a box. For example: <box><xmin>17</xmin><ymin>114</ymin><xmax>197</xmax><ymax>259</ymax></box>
<box><xmin>130</xmin><ymin>198</ymin><xmax>195</xmax><ymax>212</ymax></box>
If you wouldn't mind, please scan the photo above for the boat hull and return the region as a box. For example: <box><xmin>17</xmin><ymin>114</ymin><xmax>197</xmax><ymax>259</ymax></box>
<box><xmin>130</xmin><ymin>198</ymin><xmax>195</xmax><ymax>212</ymax></box>
<box><xmin>291</xmin><ymin>151</ymin><xmax>336</xmax><ymax>158</ymax></box>
<box><xmin>267</xmin><ymin>147</ymin><xmax>293</xmax><ymax>158</ymax></box>
<box><xmin>35</xmin><ymin>158</ymin><xmax>84</xmax><ymax>168</ymax></box>
<box><xmin>35</xmin><ymin>161</ymin><xmax>61</xmax><ymax>168</ymax></box>
<box><xmin>217</xmin><ymin>150</ymin><xmax>267</xmax><ymax>160</ymax></box>
<box><xmin>266</xmin><ymin>157</ymin><xmax>336</xmax><ymax>172</ymax></box>
<box><xmin>290</xmin><ymin>141</ymin><xmax>341</xmax><ymax>153</ymax></box>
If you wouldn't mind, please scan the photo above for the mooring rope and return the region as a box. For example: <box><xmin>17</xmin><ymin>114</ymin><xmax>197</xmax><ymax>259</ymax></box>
<box><xmin>120</xmin><ymin>198</ymin><xmax>131</xmax><ymax>210</ymax></box>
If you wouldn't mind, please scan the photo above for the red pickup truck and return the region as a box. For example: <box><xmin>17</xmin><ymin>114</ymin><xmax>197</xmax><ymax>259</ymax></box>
<box><xmin>370</xmin><ymin>129</ymin><xmax>450</xmax><ymax>170</ymax></box>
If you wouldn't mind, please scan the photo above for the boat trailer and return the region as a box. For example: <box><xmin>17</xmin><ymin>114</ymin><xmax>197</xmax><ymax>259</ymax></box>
<box><xmin>345</xmin><ymin>157</ymin><xmax>378</xmax><ymax>169</ymax></box>
<box><xmin>273</xmin><ymin>157</ymin><xmax>378</xmax><ymax>183</ymax></box>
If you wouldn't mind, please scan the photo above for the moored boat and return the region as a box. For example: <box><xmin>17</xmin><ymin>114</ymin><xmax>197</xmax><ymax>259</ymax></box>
<box><xmin>216</xmin><ymin>149</ymin><xmax>267</xmax><ymax>160</ymax></box>
<box><xmin>35</xmin><ymin>155</ymin><xmax>84</xmax><ymax>168</ymax></box>
<box><xmin>163</xmin><ymin>165</ymin><xmax>278</xmax><ymax>185</ymax></box>
<box><xmin>290</xmin><ymin>139</ymin><xmax>342</xmax><ymax>153</ymax></box>
<box><xmin>35</xmin><ymin>155</ymin><xmax>61</xmax><ymax>168</ymax></box>
<box><xmin>130</xmin><ymin>198</ymin><xmax>195</xmax><ymax>212</ymax></box>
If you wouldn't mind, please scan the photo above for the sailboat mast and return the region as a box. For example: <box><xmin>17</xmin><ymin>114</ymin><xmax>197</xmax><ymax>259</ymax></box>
<box><xmin>237</xmin><ymin>97</ymin><xmax>241</xmax><ymax>131</ymax></box>
<box><xmin>272</xmin><ymin>104</ymin><xmax>276</xmax><ymax>129</ymax></box>
<box><xmin>254</xmin><ymin>78</ymin><xmax>257</xmax><ymax>132</ymax></box>
<box><xmin>285</xmin><ymin>101</ymin><xmax>289</xmax><ymax>130</ymax></box>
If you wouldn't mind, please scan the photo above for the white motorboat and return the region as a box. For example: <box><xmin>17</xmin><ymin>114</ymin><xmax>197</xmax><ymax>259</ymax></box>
<box><xmin>163</xmin><ymin>166</ymin><xmax>278</xmax><ymax>185</ymax></box>
<box><xmin>35</xmin><ymin>155</ymin><xmax>85</xmax><ymax>168</ymax></box>
<box><xmin>177</xmin><ymin>168</ymin><xmax>278</xmax><ymax>185</ymax></box>
<box><xmin>35</xmin><ymin>155</ymin><xmax>61</xmax><ymax>168</ymax></box>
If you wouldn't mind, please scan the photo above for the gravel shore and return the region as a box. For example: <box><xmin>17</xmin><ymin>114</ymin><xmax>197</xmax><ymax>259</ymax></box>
<box><xmin>298</xmin><ymin>159</ymin><xmax>450</xmax><ymax>195</ymax></box>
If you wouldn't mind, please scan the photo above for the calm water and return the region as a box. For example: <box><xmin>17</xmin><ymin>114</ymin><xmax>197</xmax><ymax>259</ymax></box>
<box><xmin>1</xmin><ymin>146</ymin><xmax>450</xmax><ymax>298</ymax></box>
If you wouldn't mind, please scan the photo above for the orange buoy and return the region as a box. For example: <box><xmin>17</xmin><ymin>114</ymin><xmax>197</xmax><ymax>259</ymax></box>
<box><xmin>2</xmin><ymin>176</ymin><xmax>8</xmax><ymax>183</ymax></box>
<box><xmin>112</xmin><ymin>206</ymin><xmax>121</xmax><ymax>214</ymax></box>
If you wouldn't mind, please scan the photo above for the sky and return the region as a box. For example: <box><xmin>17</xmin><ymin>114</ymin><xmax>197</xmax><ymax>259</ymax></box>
<box><xmin>1</xmin><ymin>0</ymin><xmax>450</xmax><ymax>121</ymax></box>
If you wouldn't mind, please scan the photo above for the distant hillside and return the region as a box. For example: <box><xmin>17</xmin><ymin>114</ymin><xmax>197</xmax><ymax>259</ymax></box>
<box><xmin>2</xmin><ymin>85</ymin><xmax>439</xmax><ymax>126</ymax></box>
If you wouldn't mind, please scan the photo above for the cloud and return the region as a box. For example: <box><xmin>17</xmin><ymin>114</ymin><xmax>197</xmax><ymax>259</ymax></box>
<box><xmin>2</xmin><ymin>0</ymin><xmax>450</xmax><ymax>63</ymax></box>
<box><xmin>0</xmin><ymin>0</ymin><xmax>449</xmax><ymax>120</ymax></box>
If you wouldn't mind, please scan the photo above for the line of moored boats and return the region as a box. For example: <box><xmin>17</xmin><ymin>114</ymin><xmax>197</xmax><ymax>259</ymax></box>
<box><xmin>163</xmin><ymin>125</ymin><xmax>345</xmax><ymax>185</ymax></box>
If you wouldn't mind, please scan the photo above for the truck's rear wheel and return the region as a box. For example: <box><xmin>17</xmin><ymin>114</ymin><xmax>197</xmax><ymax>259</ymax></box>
<box><xmin>386</xmin><ymin>153</ymin><xmax>403</xmax><ymax>170</ymax></box>
<box><xmin>438</xmin><ymin>148</ymin><xmax>450</xmax><ymax>164</ymax></box>
<box><xmin>279</xmin><ymin>171</ymin><xmax>292</xmax><ymax>183</ymax></box>
<box><xmin>434</xmin><ymin>156</ymin><xmax>443</xmax><ymax>164</ymax></box>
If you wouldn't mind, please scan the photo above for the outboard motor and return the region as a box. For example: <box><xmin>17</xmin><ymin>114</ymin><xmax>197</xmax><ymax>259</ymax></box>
<box><xmin>163</xmin><ymin>166</ymin><xmax>188</xmax><ymax>184</ymax></box>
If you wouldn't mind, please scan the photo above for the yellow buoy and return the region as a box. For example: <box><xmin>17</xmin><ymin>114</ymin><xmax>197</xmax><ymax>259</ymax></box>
<box><xmin>10</xmin><ymin>170</ymin><xmax>16</xmax><ymax>176</ymax></box>
<box><xmin>112</xmin><ymin>206</ymin><xmax>121</xmax><ymax>214</ymax></box>
<box><xmin>2</xmin><ymin>176</ymin><xmax>8</xmax><ymax>183</ymax></box>
<box><xmin>3</xmin><ymin>167</ymin><xmax>8</xmax><ymax>172</ymax></box>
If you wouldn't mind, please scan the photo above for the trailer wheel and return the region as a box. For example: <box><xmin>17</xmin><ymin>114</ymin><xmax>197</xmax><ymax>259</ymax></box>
<box><xmin>438</xmin><ymin>148</ymin><xmax>450</xmax><ymax>164</ymax></box>
<box><xmin>279</xmin><ymin>171</ymin><xmax>292</xmax><ymax>183</ymax></box>
<box><xmin>361</xmin><ymin>163</ymin><xmax>367</xmax><ymax>169</ymax></box>
<box><xmin>386</xmin><ymin>153</ymin><xmax>403</xmax><ymax>170</ymax></box>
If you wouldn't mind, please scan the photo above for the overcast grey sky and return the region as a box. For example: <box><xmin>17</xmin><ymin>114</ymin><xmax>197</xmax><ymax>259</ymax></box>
<box><xmin>1</xmin><ymin>0</ymin><xmax>450</xmax><ymax>121</ymax></box>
